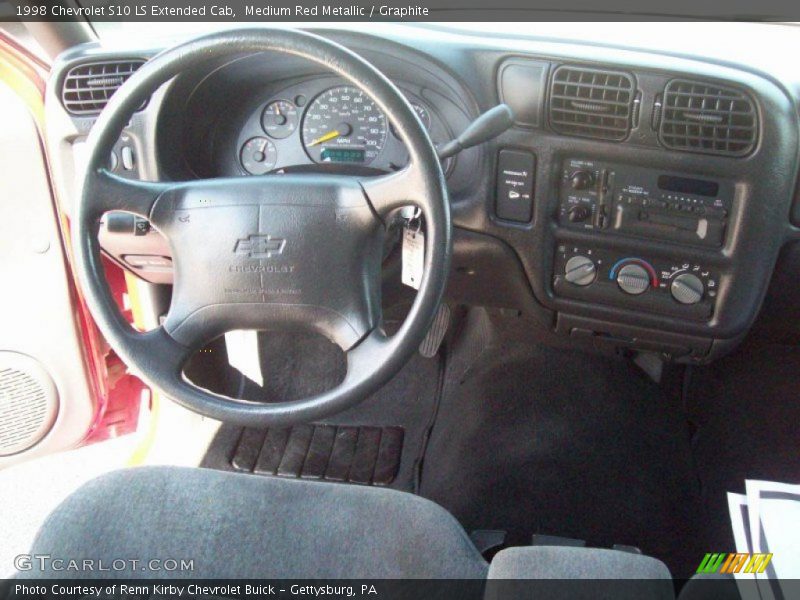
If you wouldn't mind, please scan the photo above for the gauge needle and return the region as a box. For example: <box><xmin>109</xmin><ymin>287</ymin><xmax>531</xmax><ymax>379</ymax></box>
<box><xmin>307</xmin><ymin>129</ymin><xmax>341</xmax><ymax>146</ymax></box>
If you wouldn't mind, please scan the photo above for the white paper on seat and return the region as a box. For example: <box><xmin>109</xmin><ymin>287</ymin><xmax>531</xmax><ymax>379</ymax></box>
<box><xmin>748</xmin><ymin>481</ymin><xmax>800</xmax><ymax>578</ymax></box>
<box><xmin>728</xmin><ymin>480</ymin><xmax>800</xmax><ymax>600</ymax></box>
<box><xmin>224</xmin><ymin>329</ymin><xmax>263</xmax><ymax>387</ymax></box>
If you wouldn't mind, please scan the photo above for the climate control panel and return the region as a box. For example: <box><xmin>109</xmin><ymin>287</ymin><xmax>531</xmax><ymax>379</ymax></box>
<box><xmin>553</xmin><ymin>245</ymin><xmax>718</xmax><ymax>320</ymax></box>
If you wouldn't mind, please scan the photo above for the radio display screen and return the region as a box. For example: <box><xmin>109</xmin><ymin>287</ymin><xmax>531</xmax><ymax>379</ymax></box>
<box><xmin>657</xmin><ymin>175</ymin><xmax>719</xmax><ymax>198</ymax></box>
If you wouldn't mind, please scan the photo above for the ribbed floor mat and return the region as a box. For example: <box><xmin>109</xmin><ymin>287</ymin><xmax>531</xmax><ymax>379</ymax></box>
<box><xmin>229</xmin><ymin>425</ymin><xmax>404</xmax><ymax>486</ymax></box>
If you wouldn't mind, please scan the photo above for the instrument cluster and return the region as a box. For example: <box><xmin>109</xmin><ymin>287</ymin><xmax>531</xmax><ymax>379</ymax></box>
<box><xmin>221</xmin><ymin>76</ymin><xmax>453</xmax><ymax>177</ymax></box>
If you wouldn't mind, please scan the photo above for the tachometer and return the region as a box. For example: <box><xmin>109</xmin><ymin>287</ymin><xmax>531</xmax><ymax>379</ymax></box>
<box><xmin>302</xmin><ymin>86</ymin><xmax>387</xmax><ymax>165</ymax></box>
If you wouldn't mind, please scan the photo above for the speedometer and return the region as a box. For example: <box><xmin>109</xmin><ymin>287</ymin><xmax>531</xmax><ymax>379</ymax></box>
<box><xmin>302</xmin><ymin>86</ymin><xmax>387</xmax><ymax>165</ymax></box>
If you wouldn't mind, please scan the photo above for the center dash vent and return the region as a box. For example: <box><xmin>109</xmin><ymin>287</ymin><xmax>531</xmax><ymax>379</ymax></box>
<box><xmin>658</xmin><ymin>79</ymin><xmax>757</xmax><ymax>157</ymax></box>
<box><xmin>549</xmin><ymin>65</ymin><xmax>635</xmax><ymax>141</ymax></box>
<box><xmin>61</xmin><ymin>60</ymin><xmax>145</xmax><ymax>115</ymax></box>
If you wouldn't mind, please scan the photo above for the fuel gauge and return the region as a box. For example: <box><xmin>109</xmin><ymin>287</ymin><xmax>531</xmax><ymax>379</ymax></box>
<box><xmin>262</xmin><ymin>100</ymin><xmax>298</xmax><ymax>139</ymax></box>
<box><xmin>240</xmin><ymin>137</ymin><xmax>277</xmax><ymax>175</ymax></box>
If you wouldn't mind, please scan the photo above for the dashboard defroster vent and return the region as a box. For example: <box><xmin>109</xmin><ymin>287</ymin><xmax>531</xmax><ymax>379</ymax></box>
<box><xmin>549</xmin><ymin>66</ymin><xmax>635</xmax><ymax>141</ymax></box>
<box><xmin>658</xmin><ymin>79</ymin><xmax>757</xmax><ymax>156</ymax></box>
<box><xmin>61</xmin><ymin>60</ymin><xmax>145</xmax><ymax>115</ymax></box>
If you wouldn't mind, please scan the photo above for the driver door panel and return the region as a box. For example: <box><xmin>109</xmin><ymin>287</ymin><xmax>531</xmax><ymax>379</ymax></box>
<box><xmin>0</xmin><ymin>76</ymin><xmax>95</xmax><ymax>467</ymax></box>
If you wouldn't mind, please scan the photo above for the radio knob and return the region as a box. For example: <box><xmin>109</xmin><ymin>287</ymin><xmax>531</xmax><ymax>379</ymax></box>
<box><xmin>568</xmin><ymin>205</ymin><xmax>591</xmax><ymax>222</ymax></box>
<box><xmin>570</xmin><ymin>170</ymin><xmax>594</xmax><ymax>190</ymax></box>
<box><xmin>671</xmin><ymin>273</ymin><xmax>704</xmax><ymax>305</ymax></box>
<box><xmin>617</xmin><ymin>263</ymin><xmax>650</xmax><ymax>295</ymax></box>
<box><xmin>564</xmin><ymin>255</ymin><xmax>596</xmax><ymax>286</ymax></box>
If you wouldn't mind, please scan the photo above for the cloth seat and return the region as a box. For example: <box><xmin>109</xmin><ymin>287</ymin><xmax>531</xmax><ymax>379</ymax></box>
<box><xmin>21</xmin><ymin>466</ymin><xmax>487</xmax><ymax>579</ymax></box>
<box><xmin>23</xmin><ymin>465</ymin><xmax>680</xmax><ymax>597</ymax></box>
<box><xmin>485</xmin><ymin>546</ymin><xmax>675</xmax><ymax>600</ymax></box>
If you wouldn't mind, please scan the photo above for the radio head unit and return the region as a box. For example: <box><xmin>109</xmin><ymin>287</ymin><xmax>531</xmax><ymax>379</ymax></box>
<box><xmin>559</xmin><ymin>159</ymin><xmax>733</xmax><ymax>248</ymax></box>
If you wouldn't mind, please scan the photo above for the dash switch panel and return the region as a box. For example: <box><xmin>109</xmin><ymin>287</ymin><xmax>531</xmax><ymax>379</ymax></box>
<box><xmin>495</xmin><ymin>149</ymin><xmax>535</xmax><ymax>223</ymax></box>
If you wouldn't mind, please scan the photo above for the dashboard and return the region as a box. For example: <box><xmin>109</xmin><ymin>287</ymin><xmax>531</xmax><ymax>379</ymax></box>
<box><xmin>44</xmin><ymin>25</ymin><xmax>800</xmax><ymax>364</ymax></box>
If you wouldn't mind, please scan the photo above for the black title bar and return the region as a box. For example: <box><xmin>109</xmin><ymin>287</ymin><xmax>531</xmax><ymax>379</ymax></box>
<box><xmin>4</xmin><ymin>0</ymin><xmax>800</xmax><ymax>22</ymax></box>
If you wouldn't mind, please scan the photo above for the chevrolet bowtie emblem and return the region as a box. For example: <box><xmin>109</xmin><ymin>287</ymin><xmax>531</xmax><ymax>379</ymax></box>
<box><xmin>234</xmin><ymin>235</ymin><xmax>286</xmax><ymax>259</ymax></box>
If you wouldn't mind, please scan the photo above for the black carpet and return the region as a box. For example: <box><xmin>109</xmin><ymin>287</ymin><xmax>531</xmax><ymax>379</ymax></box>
<box><xmin>419</xmin><ymin>310</ymin><xmax>707</xmax><ymax>578</ymax></box>
<box><xmin>187</xmin><ymin>310</ymin><xmax>800</xmax><ymax>580</ymax></box>
<box><xmin>686</xmin><ymin>340</ymin><xmax>800</xmax><ymax>559</ymax></box>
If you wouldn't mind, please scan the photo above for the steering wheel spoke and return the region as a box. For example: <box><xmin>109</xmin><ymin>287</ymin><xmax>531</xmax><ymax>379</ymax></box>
<box><xmin>344</xmin><ymin>327</ymin><xmax>390</xmax><ymax>374</ymax></box>
<box><xmin>360</xmin><ymin>166</ymin><xmax>425</xmax><ymax>218</ymax></box>
<box><xmin>84</xmin><ymin>168</ymin><xmax>171</xmax><ymax>220</ymax></box>
<box><xmin>130</xmin><ymin>327</ymin><xmax>195</xmax><ymax>381</ymax></box>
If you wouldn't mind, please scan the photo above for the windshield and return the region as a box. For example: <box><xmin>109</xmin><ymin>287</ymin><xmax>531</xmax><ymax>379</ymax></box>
<box><xmin>90</xmin><ymin>20</ymin><xmax>798</xmax><ymax>67</ymax></box>
<box><xmin>92</xmin><ymin>20</ymin><xmax>798</xmax><ymax>43</ymax></box>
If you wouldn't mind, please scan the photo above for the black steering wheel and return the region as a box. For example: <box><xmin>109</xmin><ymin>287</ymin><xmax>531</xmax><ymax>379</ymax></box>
<box><xmin>75</xmin><ymin>29</ymin><xmax>451</xmax><ymax>426</ymax></box>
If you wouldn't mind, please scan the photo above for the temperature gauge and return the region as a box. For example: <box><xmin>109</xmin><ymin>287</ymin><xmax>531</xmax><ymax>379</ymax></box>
<box><xmin>262</xmin><ymin>100</ymin><xmax>298</xmax><ymax>139</ymax></box>
<box><xmin>240</xmin><ymin>137</ymin><xmax>277</xmax><ymax>175</ymax></box>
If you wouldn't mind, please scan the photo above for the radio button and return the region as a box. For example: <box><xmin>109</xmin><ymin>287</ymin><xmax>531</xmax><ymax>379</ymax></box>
<box><xmin>617</xmin><ymin>263</ymin><xmax>650</xmax><ymax>295</ymax></box>
<box><xmin>671</xmin><ymin>273</ymin><xmax>704</xmax><ymax>305</ymax></box>
<box><xmin>564</xmin><ymin>255</ymin><xmax>597</xmax><ymax>286</ymax></box>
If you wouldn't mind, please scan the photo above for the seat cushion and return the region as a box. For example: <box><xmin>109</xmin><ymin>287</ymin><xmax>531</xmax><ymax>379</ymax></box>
<box><xmin>485</xmin><ymin>546</ymin><xmax>675</xmax><ymax>600</ymax></box>
<box><xmin>488</xmin><ymin>546</ymin><xmax>673</xmax><ymax>579</ymax></box>
<box><xmin>21</xmin><ymin>466</ymin><xmax>488</xmax><ymax>579</ymax></box>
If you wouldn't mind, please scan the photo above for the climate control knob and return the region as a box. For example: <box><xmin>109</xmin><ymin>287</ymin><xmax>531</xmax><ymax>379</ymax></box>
<box><xmin>564</xmin><ymin>255</ymin><xmax>596</xmax><ymax>287</ymax></box>
<box><xmin>671</xmin><ymin>273</ymin><xmax>704</xmax><ymax>305</ymax></box>
<box><xmin>616</xmin><ymin>263</ymin><xmax>650</xmax><ymax>295</ymax></box>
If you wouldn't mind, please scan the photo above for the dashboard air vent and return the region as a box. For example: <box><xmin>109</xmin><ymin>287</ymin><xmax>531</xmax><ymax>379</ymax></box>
<box><xmin>61</xmin><ymin>60</ymin><xmax>145</xmax><ymax>115</ymax></box>
<box><xmin>549</xmin><ymin>66</ymin><xmax>635</xmax><ymax>141</ymax></box>
<box><xmin>659</xmin><ymin>79</ymin><xmax>757</xmax><ymax>156</ymax></box>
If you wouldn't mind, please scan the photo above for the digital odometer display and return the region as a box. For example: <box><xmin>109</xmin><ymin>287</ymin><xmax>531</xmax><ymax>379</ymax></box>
<box><xmin>321</xmin><ymin>148</ymin><xmax>366</xmax><ymax>163</ymax></box>
<box><xmin>302</xmin><ymin>85</ymin><xmax>387</xmax><ymax>165</ymax></box>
